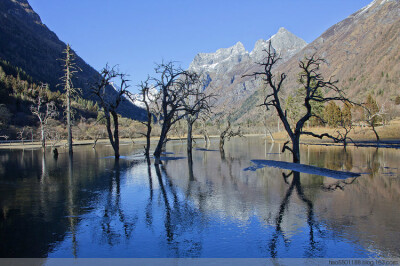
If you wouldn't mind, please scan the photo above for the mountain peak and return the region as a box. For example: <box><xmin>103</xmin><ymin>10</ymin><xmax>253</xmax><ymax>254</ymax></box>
<box><xmin>189</xmin><ymin>41</ymin><xmax>248</xmax><ymax>72</ymax></box>
<box><xmin>277</xmin><ymin>27</ymin><xmax>289</xmax><ymax>34</ymax></box>
<box><xmin>232</xmin><ymin>41</ymin><xmax>245</xmax><ymax>51</ymax></box>
<box><xmin>250</xmin><ymin>27</ymin><xmax>307</xmax><ymax>62</ymax></box>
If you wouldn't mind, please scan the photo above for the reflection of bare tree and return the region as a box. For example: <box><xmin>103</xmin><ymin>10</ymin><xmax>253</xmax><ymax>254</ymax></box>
<box><xmin>366</xmin><ymin>148</ymin><xmax>380</xmax><ymax>177</ymax></box>
<box><xmin>188</xmin><ymin>157</ymin><xmax>194</xmax><ymax>182</ymax></box>
<box><xmin>185</xmin><ymin>157</ymin><xmax>208</xmax><ymax>216</ymax></box>
<box><xmin>154</xmin><ymin>163</ymin><xmax>204</xmax><ymax>257</ymax></box>
<box><xmin>145</xmin><ymin>162</ymin><xmax>153</xmax><ymax>227</ymax></box>
<box><xmin>101</xmin><ymin>161</ymin><xmax>137</xmax><ymax>245</ymax></box>
<box><xmin>269</xmin><ymin>172</ymin><xmax>323</xmax><ymax>258</ymax></box>
<box><xmin>324</xmin><ymin>148</ymin><xmax>353</xmax><ymax>172</ymax></box>
<box><xmin>322</xmin><ymin>177</ymin><xmax>359</xmax><ymax>191</ymax></box>
<box><xmin>67</xmin><ymin>154</ymin><xmax>78</xmax><ymax>258</ymax></box>
<box><xmin>154</xmin><ymin>164</ymin><xmax>174</xmax><ymax>243</ymax></box>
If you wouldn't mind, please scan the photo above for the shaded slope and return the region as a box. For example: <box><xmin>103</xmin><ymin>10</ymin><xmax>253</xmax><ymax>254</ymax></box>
<box><xmin>0</xmin><ymin>0</ymin><xmax>145</xmax><ymax>120</ymax></box>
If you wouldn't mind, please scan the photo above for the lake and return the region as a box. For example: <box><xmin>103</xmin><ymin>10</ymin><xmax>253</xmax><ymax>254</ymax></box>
<box><xmin>0</xmin><ymin>136</ymin><xmax>399</xmax><ymax>258</ymax></box>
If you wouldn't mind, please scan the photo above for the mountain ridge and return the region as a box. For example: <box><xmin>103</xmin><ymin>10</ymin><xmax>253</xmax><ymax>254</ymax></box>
<box><xmin>233</xmin><ymin>0</ymin><xmax>400</xmax><ymax>123</ymax></box>
<box><xmin>188</xmin><ymin>27</ymin><xmax>307</xmax><ymax>116</ymax></box>
<box><xmin>0</xmin><ymin>0</ymin><xmax>146</xmax><ymax>120</ymax></box>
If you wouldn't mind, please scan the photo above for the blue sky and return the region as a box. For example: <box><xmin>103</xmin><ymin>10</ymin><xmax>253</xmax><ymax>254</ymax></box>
<box><xmin>29</xmin><ymin>0</ymin><xmax>371</xmax><ymax>92</ymax></box>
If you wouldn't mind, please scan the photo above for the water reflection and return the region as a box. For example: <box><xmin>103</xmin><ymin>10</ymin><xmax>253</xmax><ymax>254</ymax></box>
<box><xmin>269</xmin><ymin>171</ymin><xmax>323</xmax><ymax>258</ymax></box>
<box><xmin>0</xmin><ymin>138</ymin><xmax>399</xmax><ymax>258</ymax></box>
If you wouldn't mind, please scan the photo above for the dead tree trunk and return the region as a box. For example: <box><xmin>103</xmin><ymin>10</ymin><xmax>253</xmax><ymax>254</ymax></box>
<box><xmin>41</xmin><ymin>124</ymin><xmax>46</xmax><ymax>148</ymax></box>
<box><xmin>91</xmin><ymin>65</ymin><xmax>129</xmax><ymax>160</ymax></box>
<box><xmin>244</xmin><ymin>41</ymin><xmax>356</xmax><ymax>163</ymax></box>
<box><xmin>187</xmin><ymin>119</ymin><xmax>194</xmax><ymax>157</ymax></box>
<box><xmin>219</xmin><ymin>120</ymin><xmax>242</xmax><ymax>153</ymax></box>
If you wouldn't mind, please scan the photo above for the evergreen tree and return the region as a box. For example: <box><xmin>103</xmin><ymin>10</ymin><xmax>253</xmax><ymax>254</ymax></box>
<box><xmin>324</xmin><ymin>102</ymin><xmax>342</xmax><ymax>127</ymax></box>
<box><xmin>309</xmin><ymin>88</ymin><xmax>325</xmax><ymax>126</ymax></box>
<box><xmin>365</xmin><ymin>94</ymin><xmax>380</xmax><ymax>126</ymax></box>
<box><xmin>341</xmin><ymin>102</ymin><xmax>352</xmax><ymax>127</ymax></box>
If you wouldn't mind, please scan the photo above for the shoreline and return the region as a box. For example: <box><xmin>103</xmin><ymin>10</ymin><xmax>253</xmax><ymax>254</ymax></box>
<box><xmin>1</xmin><ymin>133</ymin><xmax>400</xmax><ymax>150</ymax></box>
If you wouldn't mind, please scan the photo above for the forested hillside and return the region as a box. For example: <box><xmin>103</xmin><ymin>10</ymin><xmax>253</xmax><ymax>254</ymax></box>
<box><xmin>0</xmin><ymin>0</ymin><xmax>145</xmax><ymax>121</ymax></box>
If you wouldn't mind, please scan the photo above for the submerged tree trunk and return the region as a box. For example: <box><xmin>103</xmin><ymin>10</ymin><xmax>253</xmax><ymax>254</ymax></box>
<box><xmin>371</xmin><ymin>124</ymin><xmax>380</xmax><ymax>142</ymax></box>
<box><xmin>92</xmin><ymin>138</ymin><xmax>99</xmax><ymax>149</ymax></box>
<box><xmin>265</xmin><ymin>127</ymin><xmax>275</xmax><ymax>143</ymax></box>
<box><xmin>144</xmin><ymin>122</ymin><xmax>152</xmax><ymax>160</ymax></box>
<box><xmin>104</xmin><ymin>111</ymin><xmax>120</xmax><ymax>159</ymax></box>
<box><xmin>154</xmin><ymin>124</ymin><xmax>169</xmax><ymax>164</ymax></box>
<box><xmin>292</xmin><ymin>136</ymin><xmax>300</xmax><ymax>164</ymax></box>
<box><xmin>41</xmin><ymin>125</ymin><xmax>45</xmax><ymax>149</ymax></box>
<box><xmin>219</xmin><ymin>137</ymin><xmax>225</xmax><ymax>153</ymax></box>
<box><xmin>204</xmin><ymin>133</ymin><xmax>210</xmax><ymax>146</ymax></box>
<box><xmin>187</xmin><ymin>121</ymin><xmax>193</xmax><ymax>157</ymax></box>
<box><xmin>112</xmin><ymin>112</ymin><xmax>120</xmax><ymax>159</ymax></box>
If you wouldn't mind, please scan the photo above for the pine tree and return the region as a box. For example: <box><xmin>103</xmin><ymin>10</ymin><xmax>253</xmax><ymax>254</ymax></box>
<box><xmin>324</xmin><ymin>102</ymin><xmax>342</xmax><ymax>127</ymax></box>
<box><xmin>365</xmin><ymin>94</ymin><xmax>380</xmax><ymax>126</ymax></box>
<box><xmin>341</xmin><ymin>102</ymin><xmax>352</xmax><ymax>127</ymax></box>
<box><xmin>310</xmin><ymin>88</ymin><xmax>325</xmax><ymax>126</ymax></box>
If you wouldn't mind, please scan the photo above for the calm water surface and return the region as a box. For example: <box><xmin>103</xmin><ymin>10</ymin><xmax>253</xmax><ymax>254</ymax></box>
<box><xmin>0</xmin><ymin>137</ymin><xmax>399</xmax><ymax>258</ymax></box>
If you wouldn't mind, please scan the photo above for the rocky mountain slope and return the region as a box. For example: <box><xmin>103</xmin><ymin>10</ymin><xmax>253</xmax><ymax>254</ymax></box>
<box><xmin>235</xmin><ymin>0</ymin><xmax>400</xmax><ymax>123</ymax></box>
<box><xmin>0</xmin><ymin>0</ymin><xmax>145</xmax><ymax>120</ymax></box>
<box><xmin>188</xmin><ymin>27</ymin><xmax>307</xmax><ymax>115</ymax></box>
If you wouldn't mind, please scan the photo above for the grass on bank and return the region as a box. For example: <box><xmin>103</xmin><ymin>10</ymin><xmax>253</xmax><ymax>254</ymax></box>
<box><xmin>1</xmin><ymin>119</ymin><xmax>400</xmax><ymax>150</ymax></box>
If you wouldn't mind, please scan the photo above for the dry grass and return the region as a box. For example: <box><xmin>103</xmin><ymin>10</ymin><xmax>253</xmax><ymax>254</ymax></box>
<box><xmin>1</xmin><ymin>120</ymin><xmax>399</xmax><ymax>150</ymax></box>
<box><xmin>272</xmin><ymin>119</ymin><xmax>400</xmax><ymax>143</ymax></box>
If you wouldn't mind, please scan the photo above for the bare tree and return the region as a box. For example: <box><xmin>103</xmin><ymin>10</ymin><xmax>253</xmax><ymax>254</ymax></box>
<box><xmin>87</xmin><ymin>124</ymin><xmax>105</xmax><ymax>149</ymax></box>
<box><xmin>364</xmin><ymin>101</ymin><xmax>386</xmax><ymax>142</ymax></box>
<box><xmin>262</xmin><ymin>108</ymin><xmax>275</xmax><ymax>142</ymax></box>
<box><xmin>171</xmin><ymin>120</ymin><xmax>186</xmax><ymax>144</ymax></box>
<box><xmin>47</xmin><ymin>126</ymin><xmax>62</xmax><ymax>149</ymax></box>
<box><xmin>133</xmin><ymin>78</ymin><xmax>158</xmax><ymax>160</ymax></box>
<box><xmin>244</xmin><ymin>42</ymin><xmax>354</xmax><ymax>163</ymax></box>
<box><xmin>217</xmin><ymin>118</ymin><xmax>243</xmax><ymax>153</ymax></box>
<box><xmin>199</xmin><ymin>113</ymin><xmax>211</xmax><ymax>146</ymax></box>
<box><xmin>333</xmin><ymin>104</ymin><xmax>355</xmax><ymax>149</ymax></box>
<box><xmin>181</xmin><ymin>73</ymin><xmax>215</xmax><ymax>158</ymax></box>
<box><xmin>17</xmin><ymin>126</ymin><xmax>27</xmax><ymax>145</ymax></box>
<box><xmin>59</xmin><ymin>44</ymin><xmax>80</xmax><ymax>155</ymax></box>
<box><xmin>151</xmin><ymin>61</ymin><xmax>197</xmax><ymax>164</ymax></box>
<box><xmin>91</xmin><ymin>65</ymin><xmax>130</xmax><ymax>159</ymax></box>
<box><xmin>30</xmin><ymin>84</ymin><xmax>58</xmax><ymax>149</ymax></box>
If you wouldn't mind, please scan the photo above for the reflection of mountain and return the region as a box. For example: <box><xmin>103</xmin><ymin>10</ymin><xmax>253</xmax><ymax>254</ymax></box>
<box><xmin>164</xmin><ymin>139</ymin><xmax>325</xmax><ymax>237</ymax></box>
<box><xmin>1</xmin><ymin>138</ymin><xmax>399</xmax><ymax>257</ymax></box>
<box><xmin>313</xmin><ymin>147</ymin><xmax>400</xmax><ymax>257</ymax></box>
<box><xmin>164</xmin><ymin>139</ymin><xmax>400</xmax><ymax>257</ymax></box>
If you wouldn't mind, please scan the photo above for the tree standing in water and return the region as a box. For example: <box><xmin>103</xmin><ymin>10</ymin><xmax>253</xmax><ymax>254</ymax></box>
<box><xmin>135</xmin><ymin>78</ymin><xmax>158</xmax><ymax>162</ymax></box>
<box><xmin>59</xmin><ymin>44</ymin><xmax>80</xmax><ymax>155</ymax></box>
<box><xmin>245</xmin><ymin>41</ymin><xmax>354</xmax><ymax>163</ymax></box>
<box><xmin>151</xmin><ymin>61</ymin><xmax>197</xmax><ymax>164</ymax></box>
<box><xmin>30</xmin><ymin>83</ymin><xmax>58</xmax><ymax>149</ymax></box>
<box><xmin>180</xmin><ymin>73</ymin><xmax>215</xmax><ymax>159</ymax></box>
<box><xmin>91</xmin><ymin>65</ymin><xmax>130</xmax><ymax>160</ymax></box>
